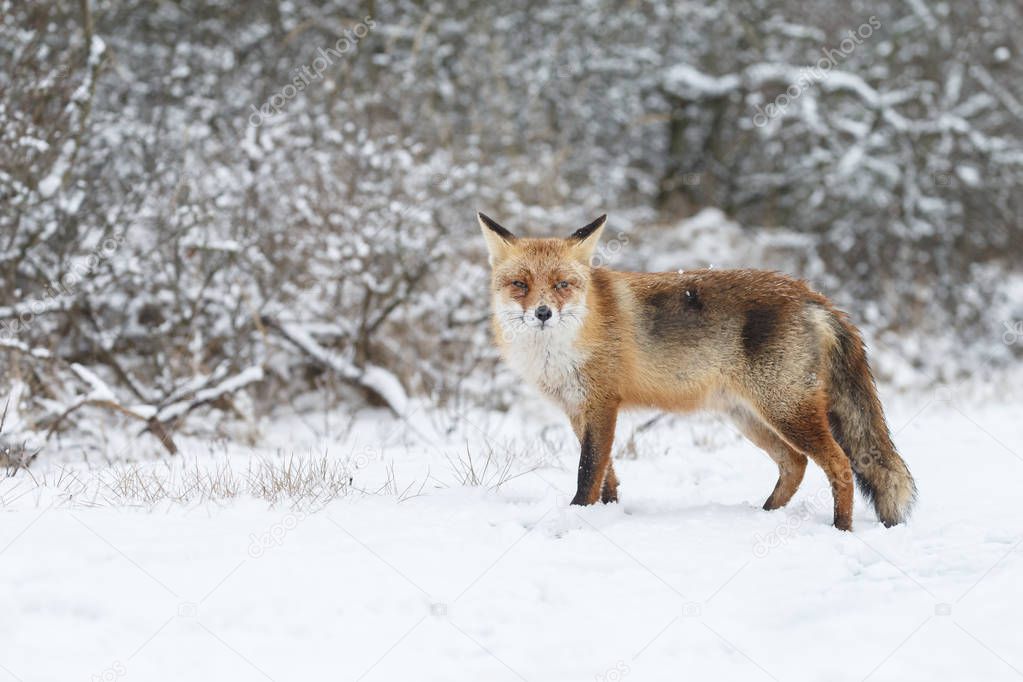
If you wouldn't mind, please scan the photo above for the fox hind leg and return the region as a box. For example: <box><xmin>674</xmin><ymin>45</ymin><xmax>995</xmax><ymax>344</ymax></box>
<box><xmin>601</xmin><ymin>462</ymin><xmax>619</xmax><ymax>503</ymax></box>
<box><xmin>764</xmin><ymin>401</ymin><xmax>855</xmax><ymax>531</ymax></box>
<box><xmin>730</xmin><ymin>408</ymin><xmax>807</xmax><ymax>511</ymax></box>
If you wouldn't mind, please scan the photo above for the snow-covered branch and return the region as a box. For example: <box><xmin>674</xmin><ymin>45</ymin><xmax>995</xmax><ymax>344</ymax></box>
<box><xmin>265</xmin><ymin>318</ymin><xmax>409</xmax><ymax>416</ymax></box>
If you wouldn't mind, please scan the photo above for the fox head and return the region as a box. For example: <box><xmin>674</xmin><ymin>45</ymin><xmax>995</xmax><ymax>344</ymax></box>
<box><xmin>478</xmin><ymin>212</ymin><xmax>606</xmax><ymax>342</ymax></box>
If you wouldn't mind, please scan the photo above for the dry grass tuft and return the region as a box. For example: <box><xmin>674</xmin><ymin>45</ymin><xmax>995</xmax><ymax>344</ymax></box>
<box><xmin>0</xmin><ymin>452</ymin><xmax>354</xmax><ymax>510</ymax></box>
<box><xmin>0</xmin><ymin>400</ymin><xmax>39</xmax><ymax>475</ymax></box>
<box><xmin>440</xmin><ymin>440</ymin><xmax>539</xmax><ymax>491</ymax></box>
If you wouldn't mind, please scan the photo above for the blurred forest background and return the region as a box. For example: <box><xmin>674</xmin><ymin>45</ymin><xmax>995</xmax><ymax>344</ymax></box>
<box><xmin>2</xmin><ymin>0</ymin><xmax>1021</xmax><ymax>460</ymax></box>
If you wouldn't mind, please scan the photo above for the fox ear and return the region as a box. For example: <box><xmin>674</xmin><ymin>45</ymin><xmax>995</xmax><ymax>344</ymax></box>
<box><xmin>567</xmin><ymin>214</ymin><xmax>607</xmax><ymax>265</ymax></box>
<box><xmin>478</xmin><ymin>212</ymin><xmax>516</xmax><ymax>266</ymax></box>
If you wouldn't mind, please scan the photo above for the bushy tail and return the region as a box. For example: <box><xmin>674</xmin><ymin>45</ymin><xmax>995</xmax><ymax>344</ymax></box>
<box><xmin>825</xmin><ymin>313</ymin><xmax>917</xmax><ymax>526</ymax></box>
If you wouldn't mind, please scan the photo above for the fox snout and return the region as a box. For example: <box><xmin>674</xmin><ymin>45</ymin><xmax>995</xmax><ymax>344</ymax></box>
<box><xmin>522</xmin><ymin>303</ymin><xmax>557</xmax><ymax>329</ymax></box>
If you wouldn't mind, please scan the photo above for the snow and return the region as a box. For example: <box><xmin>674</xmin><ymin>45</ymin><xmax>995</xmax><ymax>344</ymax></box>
<box><xmin>360</xmin><ymin>365</ymin><xmax>411</xmax><ymax>416</ymax></box>
<box><xmin>3</xmin><ymin>4</ymin><xmax>1023</xmax><ymax>679</ymax></box>
<box><xmin>3</xmin><ymin>391</ymin><xmax>1022</xmax><ymax>681</ymax></box>
<box><xmin>156</xmin><ymin>365</ymin><xmax>265</xmax><ymax>422</ymax></box>
<box><xmin>274</xmin><ymin>321</ymin><xmax>409</xmax><ymax>415</ymax></box>
<box><xmin>0</xmin><ymin>338</ymin><xmax>53</xmax><ymax>360</ymax></box>
<box><xmin>37</xmin><ymin>167</ymin><xmax>64</xmax><ymax>198</ymax></box>
<box><xmin>70</xmin><ymin>363</ymin><xmax>117</xmax><ymax>402</ymax></box>
<box><xmin>956</xmin><ymin>165</ymin><xmax>981</xmax><ymax>187</ymax></box>
<box><xmin>662</xmin><ymin>63</ymin><xmax>740</xmax><ymax>98</ymax></box>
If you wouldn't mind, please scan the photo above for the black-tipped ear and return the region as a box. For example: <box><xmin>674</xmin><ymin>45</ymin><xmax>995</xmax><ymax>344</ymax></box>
<box><xmin>567</xmin><ymin>215</ymin><xmax>607</xmax><ymax>265</ymax></box>
<box><xmin>569</xmin><ymin>214</ymin><xmax>607</xmax><ymax>242</ymax></box>
<box><xmin>478</xmin><ymin>212</ymin><xmax>516</xmax><ymax>242</ymax></box>
<box><xmin>478</xmin><ymin>212</ymin><xmax>516</xmax><ymax>266</ymax></box>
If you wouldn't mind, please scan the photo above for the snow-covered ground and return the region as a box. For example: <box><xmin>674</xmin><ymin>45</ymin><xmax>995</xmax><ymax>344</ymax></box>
<box><xmin>3</xmin><ymin>384</ymin><xmax>1022</xmax><ymax>682</ymax></box>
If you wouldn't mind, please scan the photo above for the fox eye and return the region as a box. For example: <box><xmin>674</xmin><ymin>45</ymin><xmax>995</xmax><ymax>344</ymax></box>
<box><xmin>511</xmin><ymin>280</ymin><xmax>528</xmax><ymax>290</ymax></box>
<box><xmin>554</xmin><ymin>280</ymin><xmax>570</xmax><ymax>290</ymax></box>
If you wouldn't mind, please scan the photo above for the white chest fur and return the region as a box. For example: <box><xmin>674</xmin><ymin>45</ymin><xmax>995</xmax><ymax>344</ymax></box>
<box><xmin>502</xmin><ymin>330</ymin><xmax>588</xmax><ymax>411</ymax></box>
<box><xmin>493</xmin><ymin>297</ymin><xmax>590</xmax><ymax>411</ymax></box>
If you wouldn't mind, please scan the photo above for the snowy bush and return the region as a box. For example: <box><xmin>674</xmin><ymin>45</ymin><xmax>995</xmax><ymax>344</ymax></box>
<box><xmin>1</xmin><ymin>0</ymin><xmax>1019</xmax><ymax>455</ymax></box>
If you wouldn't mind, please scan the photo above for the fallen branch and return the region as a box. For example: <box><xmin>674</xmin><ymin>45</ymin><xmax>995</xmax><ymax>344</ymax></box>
<box><xmin>45</xmin><ymin>396</ymin><xmax>179</xmax><ymax>454</ymax></box>
<box><xmin>154</xmin><ymin>365</ymin><xmax>265</xmax><ymax>423</ymax></box>
<box><xmin>41</xmin><ymin>361</ymin><xmax>264</xmax><ymax>455</ymax></box>
<box><xmin>262</xmin><ymin>316</ymin><xmax>409</xmax><ymax>416</ymax></box>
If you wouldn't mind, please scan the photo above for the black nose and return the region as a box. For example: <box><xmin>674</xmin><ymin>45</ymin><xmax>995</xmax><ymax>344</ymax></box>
<box><xmin>535</xmin><ymin>305</ymin><xmax>552</xmax><ymax>322</ymax></box>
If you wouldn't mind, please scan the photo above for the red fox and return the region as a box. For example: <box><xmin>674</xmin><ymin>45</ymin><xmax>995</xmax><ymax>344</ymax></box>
<box><xmin>479</xmin><ymin>212</ymin><xmax>916</xmax><ymax>530</ymax></box>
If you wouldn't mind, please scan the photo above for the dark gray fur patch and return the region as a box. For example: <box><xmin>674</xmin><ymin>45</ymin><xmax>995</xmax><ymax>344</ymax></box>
<box><xmin>741</xmin><ymin>306</ymin><xmax>779</xmax><ymax>356</ymax></box>
<box><xmin>644</xmin><ymin>286</ymin><xmax>704</xmax><ymax>341</ymax></box>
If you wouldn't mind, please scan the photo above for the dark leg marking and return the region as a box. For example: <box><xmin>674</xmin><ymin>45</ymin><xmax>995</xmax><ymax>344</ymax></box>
<box><xmin>576</xmin><ymin>431</ymin><xmax>597</xmax><ymax>501</ymax></box>
<box><xmin>572</xmin><ymin>430</ymin><xmax>601</xmax><ymax>505</ymax></box>
<box><xmin>571</xmin><ymin>405</ymin><xmax>618</xmax><ymax>506</ymax></box>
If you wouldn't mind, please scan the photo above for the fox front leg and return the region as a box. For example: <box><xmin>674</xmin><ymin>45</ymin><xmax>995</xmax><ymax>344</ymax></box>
<box><xmin>568</xmin><ymin>410</ymin><xmax>619</xmax><ymax>504</ymax></box>
<box><xmin>570</xmin><ymin>402</ymin><xmax>619</xmax><ymax>506</ymax></box>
